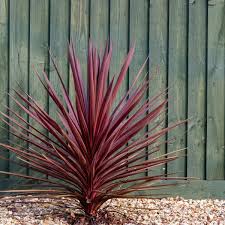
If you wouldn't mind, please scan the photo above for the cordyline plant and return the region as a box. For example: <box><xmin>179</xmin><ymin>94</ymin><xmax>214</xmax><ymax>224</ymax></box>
<box><xmin>0</xmin><ymin>41</ymin><xmax>186</xmax><ymax>223</ymax></box>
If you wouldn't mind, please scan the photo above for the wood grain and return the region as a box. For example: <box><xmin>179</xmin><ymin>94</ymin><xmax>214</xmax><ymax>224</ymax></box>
<box><xmin>90</xmin><ymin>0</ymin><xmax>109</xmax><ymax>49</ymax></box>
<box><xmin>49</xmin><ymin>0</ymin><xmax>70</xmax><ymax>120</ymax></box>
<box><xmin>167</xmin><ymin>0</ymin><xmax>188</xmax><ymax>177</ymax></box>
<box><xmin>206</xmin><ymin>0</ymin><xmax>225</xmax><ymax>179</ymax></box>
<box><xmin>148</xmin><ymin>0</ymin><xmax>168</xmax><ymax>176</ymax></box>
<box><xmin>0</xmin><ymin>0</ymin><xmax>9</xmax><ymax>180</ymax></box>
<box><xmin>9</xmin><ymin>0</ymin><xmax>29</xmax><ymax>175</ymax></box>
<box><xmin>0</xmin><ymin>0</ymin><xmax>223</xmax><ymax>196</ymax></box>
<box><xmin>70</xmin><ymin>0</ymin><xmax>89</xmax><ymax>100</ymax></box>
<box><xmin>110</xmin><ymin>0</ymin><xmax>129</xmax><ymax>107</ymax></box>
<box><xmin>29</xmin><ymin>0</ymin><xmax>49</xmax><ymax>177</ymax></box>
<box><xmin>129</xmin><ymin>0</ymin><xmax>149</xmax><ymax>178</ymax></box>
<box><xmin>187</xmin><ymin>0</ymin><xmax>207</xmax><ymax>179</ymax></box>
<box><xmin>142</xmin><ymin>180</ymin><xmax>225</xmax><ymax>199</ymax></box>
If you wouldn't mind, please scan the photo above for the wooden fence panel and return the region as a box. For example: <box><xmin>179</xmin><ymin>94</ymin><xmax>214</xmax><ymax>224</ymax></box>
<box><xmin>109</xmin><ymin>0</ymin><xmax>129</xmax><ymax>107</ymax></box>
<box><xmin>49</xmin><ymin>0</ymin><xmax>70</xmax><ymax>120</ymax></box>
<box><xmin>187</xmin><ymin>0</ymin><xmax>207</xmax><ymax>179</ymax></box>
<box><xmin>90</xmin><ymin>0</ymin><xmax>109</xmax><ymax>49</ymax></box>
<box><xmin>70</xmin><ymin>0</ymin><xmax>89</xmax><ymax>98</ymax></box>
<box><xmin>0</xmin><ymin>0</ymin><xmax>224</xmax><ymax>198</ymax></box>
<box><xmin>167</xmin><ymin>0</ymin><xmax>188</xmax><ymax>177</ymax></box>
<box><xmin>129</xmin><ymin>0</ymin><xmax>149</xmax><ymax>178</ymax></box>
<box><xmin>206</xmin><ymin>0</ymin><xmax>225</xmax><ymax>180</ymax></box>
<box><xmin>0</xmin><ymin>0</ymin><xmax>9</xmax><ymax>178</ymax></box>
<box><xmin>148</xmin><ymin>0</ymin><xmax>168</xmax><ymax>176</ymax></box>
<box><xmin>9</xmin><ymin>0</ymin><xmax>29</xmax><ymax>175</ymax></box>
<box><xmin>29</xmin><ymin>0</ymin><xmax>49</xmax><ymax>177</ymax></box>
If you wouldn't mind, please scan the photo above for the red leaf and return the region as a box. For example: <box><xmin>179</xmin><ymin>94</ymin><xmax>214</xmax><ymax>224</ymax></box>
<box><xmin>0</xmin><ymin>41</ymin><xmax>188</xmax><ymax>217</ymax></box>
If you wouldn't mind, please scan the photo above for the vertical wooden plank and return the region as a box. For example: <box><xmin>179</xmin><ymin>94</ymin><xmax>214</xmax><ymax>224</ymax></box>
<box><xmin>9</xmin><ymin>0</ymin><xmax>29</xmax><ymax>174</ymax></box>
<box><xmin>29</xmin><ymin>0</ymin><xmax>49</xmax><ymax>176</ymax></box>
<box><xmin>90</xmin><ymin>0</ymin><xmax>109</xmax><ymax>49</ymax></box>
<box><xmin>187</xmin><ymin>0</ymin><xmax>207</xmax><ymax>179</ymax></box>
<box><xmin>167</xmin><ymin>0</ymin><xmax>187</xmax><ymax>177</ymax></box>
<box><xmin>207</xmin><ymin>0</ymin><xmax>225</xmax><ymax>179</ymax></box>
<box><xmin>49</xmin><ymin>0</ymin><xmax>70</xmax><ymax>119</ymax></box>
<box><xmin>110</xmin><ymin>0</ymin><xmax>129</xmax><ymax>107</ymax></box>
<box><xmin>148</xmin><ymin>0</ymin><xmax>168</xmax><ymax>175</ymax></box>
<box><xmin>0</xmin><ymin>0</ymin><xmax>9</xmax><ymax>179</ymax></box>
<box><xmin>129</xmin><ymin>0</ymin><xmax>149</xmax><ymax>177</ymax></box>
<box><xmin>70</xmin><ymin>0</ymin><xmax>89</xmax><ymax>99</ymax></box>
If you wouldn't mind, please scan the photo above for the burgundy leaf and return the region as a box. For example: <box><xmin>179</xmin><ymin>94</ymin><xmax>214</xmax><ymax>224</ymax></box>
<box><xmin>0</xmin><ymin>40</ymin><xmax>188</xmax><ymax>219</ymax></box>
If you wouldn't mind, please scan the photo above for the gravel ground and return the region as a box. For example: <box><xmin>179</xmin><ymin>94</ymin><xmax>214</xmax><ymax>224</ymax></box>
<box><xmin>0</xmin><ymin>196</ymin><xmax>224</xmax><ymax>224</ymax></box>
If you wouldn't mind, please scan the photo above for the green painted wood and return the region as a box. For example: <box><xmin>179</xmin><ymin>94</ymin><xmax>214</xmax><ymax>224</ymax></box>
<box><xmin>206</xmin><ymin>0</ymin><xmax>225</xmax><ymax>179</ymax></box>
<box><xmin>29</xmin><ymin>0</ymin><xmax>49</xmax><ymax>177</ymax></box>
<box><xmin>0</xmin><ymin>0</ymin><xmax>9</xmax><ymax>182</ymax></box>
<box><xmin>9</xmin><ymin>0</ymin><xmax>29</xmax><ymax>174</ymax></box>
<box><xmin>141</xmin><ymin>180</ymin><xmax>225</xmax><ymax>200</ymax></box>
<box><xmin>70</xmin><ymin>0</ymin><xmax>89</xmax><ymax>99</ymax></box>
<box><xmin>148</xmin><ymin>0</ymin><xmax>168</xmax><ymax>176</ymax></box>
<box><xmin>109</xmin><ymin>0</ymin><xmax>129</xmax><ymax>107</ymax></box>
<box><xmin>187</xmin><ymin>0</ymin><xmax>207</xmax><ymax>179</ymax></box>
<box><xmin>0</xmin><ymin>178</ymin><xmax>224</xmax><ymax>199</ymax></box>
<box><xmin>129</xmin><ymin>0</ymin><xmax>149</xmax><ymax>177</ymax></box>
<box><xmin>0</xmin><ymin>178</ymin><xmax>24</xmax><ymax>191</ymax></box>
<box><xmin>90</xmin><ymin>0</ymin><xmax>109</xmax><ymax>49</ymax></box>
<box><xmin>0</xmin><ymin>0</ymin><xmax>225</xmax><ymax>197</ymax></box>
<box><xmin>48</xmin><ymin>0</ymin><xmax>70</xmax><ymax>182</ymax></box>
<box><xmin>49</xmin><ymin>0</ymin><xmax>70</xmax><ymax>120</ymax></box>
<box><xmin>167</xmin><ymin>0</ymin><xmax>188</xmax><ymax>177</ymax></box>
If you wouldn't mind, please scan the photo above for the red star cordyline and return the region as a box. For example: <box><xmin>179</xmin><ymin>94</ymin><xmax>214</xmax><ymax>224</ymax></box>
<box><xmin>0</xmin><ymin>41</ymin><xmax>185</xmax><ymax>222</ymax></box>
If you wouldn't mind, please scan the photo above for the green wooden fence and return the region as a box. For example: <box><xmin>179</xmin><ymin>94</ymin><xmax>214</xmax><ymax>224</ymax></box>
<box><xmin>0</xmin><ymin>0</ymin><xmax>225</xmax><ymax>198</ymax></box>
